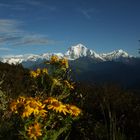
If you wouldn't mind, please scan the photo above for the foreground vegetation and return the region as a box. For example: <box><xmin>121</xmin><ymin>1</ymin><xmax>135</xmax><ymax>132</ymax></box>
<box><xmin>0</xmin><ymin>57</ymin><xmax>140</xmax><ymax>140</ymax></box>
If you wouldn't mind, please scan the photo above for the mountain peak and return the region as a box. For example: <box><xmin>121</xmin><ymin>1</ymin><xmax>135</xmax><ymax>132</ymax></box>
<box><xmin>69</xmin><ymin>44</ymin><xmax>88</xmax><ymax>53</ymax></box>
<box><xmin>100</xmin><ymin>49</ymin><xmax>130</xmax><ymax>61</ymax></box>
<box><xmin>117</xmin><ymin>49</ymin><xmax>128</xmax><ymax>55</ymax></box>
<box><xmin>65</xmin><ymin>44</ymin><xmax>105</xmax><ymax>61</ymax></box>
<box><xmin>71</xmin><ymin>43</ymin><xmax>87</xmax><ymax>48</ymax></box>
<box><xmin>113</xmin><ymin>49</ymin><xmax>129</xmax><ymax>57</ymax></box>
<box><xmin>65</xmin><ymin>44</ymin><xmax>89</xmax><ymax>59</ymax></box>
<box><xmin>118</xmin><ymin>49</ymin><xmax>124</xmax><ymax>52</ymax></box>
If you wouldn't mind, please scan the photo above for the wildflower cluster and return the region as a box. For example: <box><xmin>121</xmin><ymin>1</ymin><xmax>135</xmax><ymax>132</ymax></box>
<box><xmin>10</xmin><ymin>96</ymin><xmax>81</xmax><ymax>139</ymax></box>
<box><xmin>50</xmin><ymin>55</ymin><xmax>69</xmax><ymax>68</ymax></box>
<box><xmin>50</xmin><ymin>55</ymin><xmax>59</xmax><ymax>64</ymax></box>
<box><xmin>44</xmin><ymin>97</ymin><xmax>81</xmax><ymax>116</ymax></box>
<box><xmin>51</xmin><ymin>78</ymin><xmax>74</xmax><ymax>90</ymax></box>
<box><xmin>10</xmin><ymin>96</ymin><xmax>81</xmax><ymax>118</ymax></box>
<box><xmin>30</xmin><ymin>68</ymin><xmax>48</xmax><ymax>78</ymax></box>
<box><xmin>9</xmin><ymin>56</ymin><xmax>81</xmax><ymax>140</ymax></box>
<box><xmin>10</xmin><ymin>96</ymin><xmax>47</xmax><ymax>118</ymax></box>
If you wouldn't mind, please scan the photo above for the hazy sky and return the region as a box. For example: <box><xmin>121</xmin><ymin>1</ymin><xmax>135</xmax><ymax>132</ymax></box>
<box><xmin>0</xmin><ymin>0</ymin><xmax>140</xmax><ymax>56</ymax></box>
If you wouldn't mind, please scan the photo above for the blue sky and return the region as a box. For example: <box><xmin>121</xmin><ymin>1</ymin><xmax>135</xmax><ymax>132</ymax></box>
<box><xmin>0</xmin><ymin>0</ymin><xmax>140</xmax><ymax>56</ymax></box>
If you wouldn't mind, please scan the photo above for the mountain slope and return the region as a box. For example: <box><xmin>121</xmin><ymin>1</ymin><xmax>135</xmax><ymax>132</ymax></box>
<box><xmin>70</xmin><ymin>57</ymin><xmax>140</xmax><ymax>89</ymax></box>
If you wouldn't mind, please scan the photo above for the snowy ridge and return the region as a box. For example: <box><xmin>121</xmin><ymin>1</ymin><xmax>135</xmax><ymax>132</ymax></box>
<box><xmin>65</xmin><ymin>44</ymin><xmax>105</xmax><ymax>61</ymax></box>
<box><xmin>65</xmin><ymin>44</ymin><xmax>89</xmax><ymax>59</ymax></box>
<box><xmin>100</xmin><ymin>49</ymin><xmax>130</xmax><ymax>61</ymax></box>
<box><xmin>1</xmin><ymin>44</ymin><xmax>131</xmax><ymax>65</ymax></box>
<box><xmin>2</xmin><ymin>53</ymin><xmax>64</xmax><ymax>65</ymax></box>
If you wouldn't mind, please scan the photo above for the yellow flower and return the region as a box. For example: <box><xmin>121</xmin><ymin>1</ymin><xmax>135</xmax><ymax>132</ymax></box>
<box><xmin>30</xmin><ymin>71</ymin><xmax>38</xmax><ymax>78</ymax></box>
<box><xmin>44</xmin><ymin>97</ymin><xmax>58</xmax><ymax>104</ymax></box>
<box><xmin>38</xmin><ymin>109</ymin><xmax>47</xmax><ymax>117</ymax></box>
<box><xmin>10</xmin><ymin>96</ymin><xmax>26</xmax><ymax>113</ymax></box>
<box><xmin>36</xmin><ymin>68</ymin><xmax>41</xmax><ymax>74</ymax></box>
<box><xmin>17</xmin><ymin>96</ymin><xmax>26</xmax><ymax>103</ymax></box>
<box><xmin>66</xmin><ymin>105</ymin><xmax>81</xmax><ymax>117</ymax></box>
<box><xmin>27</xmin><ymin>122</ymin><xmax>42</xmax><ymax>140</ymax></box>
<box><xmin>10</xmin><ymin>100</ymin><xmax>18</xmax><ymax>112</ymax></box>
<box><xmin>22</xmin><ymin>105</ymin><xmax>34</xmax><ymax>118</ymax></box>
<box><xmin>42</xmin><ymin>68</ymin><xmax>48</xmax><ymax>74</ymax></box>
<box><xmin>30</xmin><ymin>69</ymin><xmax>41</xmax><ymax>78</ymax></box>
<box><xmin>47</xmin><ymin>101</ymin><xmax>69</xmax><ymax>115</ymax></box>
<box><xmin>26</xmin><ymin>99</ymin><xmax>47</xmax><ymax>117</ymax></box>
<box><xmin>27</xmin><ymin>100</ymin><xmax>40</xmax><ymax>108</ymax></box>
<box><xmin>10</xmin><ymin>96</ymin><xmax>47</xmax><ymax>118</ymax></box>
<box><xmin>59</xmin><ymin>58</ymin><xmax>69</xmax><ymax>68</ymax></box>
<box><xmin>50</xmin><ymin>55</ymin><xmax>59</xmax><ymax>64</ymax></box>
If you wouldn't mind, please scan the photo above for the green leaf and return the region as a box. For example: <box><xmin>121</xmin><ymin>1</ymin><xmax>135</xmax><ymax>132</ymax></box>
<box><xmin>43</xmin><ymin>125</ymin><xmax>71</xmax><ymax>140</ymax></box>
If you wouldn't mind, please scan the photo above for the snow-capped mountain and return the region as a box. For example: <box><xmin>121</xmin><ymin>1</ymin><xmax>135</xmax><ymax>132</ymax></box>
<box><xmin>65</xmin><ymin>44</ymin><xmax>91</xmax><ymax>59</ymax></box>
<box><xmin>100</xmin><ymin>49</ymin><xmax>130</xmax><ymax>61</ymax></box>
<box><xmin>65</xmin><ymin>44</ymin><xmax>104</xmax><ymax>61</ymax></box>
<box><xmin>2</xmin><ymin>53</ymin><xmax>64</xmax><ymax>65</ymax></box>
<box><xmin>0</xmin><ymin>43</ymin><xmax>132</xmax><ymax>66</ymax></box>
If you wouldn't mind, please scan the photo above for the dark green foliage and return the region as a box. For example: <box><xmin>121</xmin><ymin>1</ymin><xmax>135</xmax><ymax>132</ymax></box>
<box><xmin>0</xmin><ymin>62</ymin><xmax>34</xmax><ymax>97</ymax></box>
<box><xmin>71</xmin><ymin>83</ymin><xmax>140</xmax><ymax>140</ymax></box>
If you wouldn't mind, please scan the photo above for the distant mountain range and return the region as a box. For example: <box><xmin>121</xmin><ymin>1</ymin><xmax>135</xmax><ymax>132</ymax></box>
<box><xmin>0</xmin><ymin>44</ymin><xmax>134</xmax><ymax>67</ymax></box>
<box><xmin>0</xmin><ymin>44</ymin><xmax>140</xmax><ymax>89</ymax></box>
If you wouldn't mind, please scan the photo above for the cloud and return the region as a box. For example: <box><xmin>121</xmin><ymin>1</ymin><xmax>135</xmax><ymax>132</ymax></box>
<box><xmin>0</xmin><ymin>19</ymin><xmax>54</xmax><ymax>47</ymax></box>
<box><xmin>0</xmin><ymin>19</ymin><xmax>21</xmax><ymax>33</ymax></box>
<box><xmin>13</xmin><ymin>34</ymin><xmax>54</xmax><ymax>46</ymax></box>
<box><xmin>0</xmin><ymin>47</ymin><xmax>11</xmax><ymax>51</ymax></box>
<box><xmin>0</xmin><ymin>35</ymin><xmax>22</xmax><ymax>44</ymax></box>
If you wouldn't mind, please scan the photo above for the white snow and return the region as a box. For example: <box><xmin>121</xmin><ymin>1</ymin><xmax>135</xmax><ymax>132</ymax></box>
<box><xmin>0</xmin><ymin>44</ymin><xmax>131</xmax><ymax>65</ymax></box>
<box><xmin>65</xmin><ymin>43</ymin><xmax>105</xmax><ymax>61</ymax></box>
<box><xmin>100</xmin><ymin>49</ymin><xmax>129</xmax><ymax>61</ymax></box>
